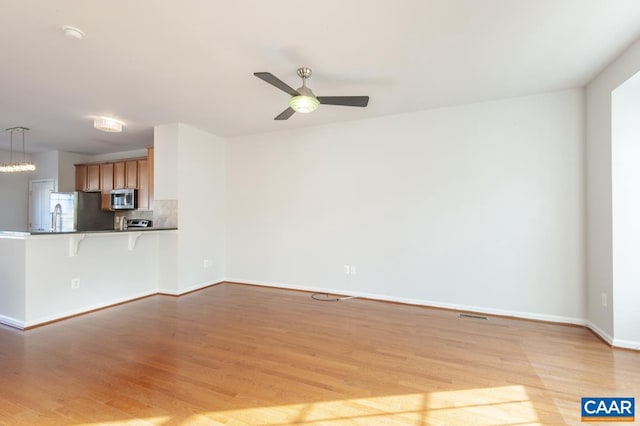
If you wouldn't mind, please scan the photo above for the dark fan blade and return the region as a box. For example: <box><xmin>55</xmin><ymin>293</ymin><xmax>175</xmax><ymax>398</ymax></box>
<box><xmin>317</xmin><ymin>96</ymin><xmax>369</xmax><ymax>107</ymax></box>
<box><xmin>254</xmin><ymin>72</ymin><xmax>300</xmax><ymax>96</ymax></box>
<box><xmin>274</xmin><ymin>107</ymin><xmax>295</xmax><ymax>120</ymax></box>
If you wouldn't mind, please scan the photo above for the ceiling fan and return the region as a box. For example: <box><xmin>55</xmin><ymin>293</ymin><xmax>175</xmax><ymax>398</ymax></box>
<box><xmin>254</xmin><ymin>67</ymin><xmax>370</xmax><ymax>120</ymax></box>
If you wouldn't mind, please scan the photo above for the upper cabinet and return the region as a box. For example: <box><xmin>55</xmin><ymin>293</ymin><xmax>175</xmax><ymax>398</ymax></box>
<box><xmin>99</xmin><ymin>163</ymin><xmax>114</xmax><ymax>211</ymax></box>
<box><xmin>113</xmin><ymin>160</ymin><xmax>138</xmax><ymax>189</ymax></box>
<box><xmin>75</xmin><ymin>149</ymin><xmax>153</xmax><ymax>211</ymax></box>
<box><xmin>75</xmin><ymin>164</ymin><xmax>100</xmax><ymax>192</ymax></box>
<box><xmin>100</xmin><ymin>163</ymin><xmax>114</xmax><ymax>191</ymax></box>
<box><xmin>147</xmin><ymin>147</ymin><xmax>154</xmax><ymax>210</ymax></box>
<box><xmin>137</xmin><ymin>158</ymin><xmax>149</xmax><ymax>210</ymax></box>
<box><xmin>113</xmin><ymin>161</ymin><xmax>125</xmax><ymax>188</ymax></box>
<box><xmin>75</xmin><ymin>164</ymin><xmax>87</xmax><ymax>191</ymax></box>
<box><xmin>125</xmin><ymin>160</ymin><xmax>138</xmax><ymax>189</ymax></box>
<box><xmin>87</xmin><ymin>164</ymin><xmax>100</xmax><ymax>191</ymax></box>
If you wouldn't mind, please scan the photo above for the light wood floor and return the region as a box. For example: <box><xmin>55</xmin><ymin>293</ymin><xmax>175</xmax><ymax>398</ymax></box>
<box><xmin>0</xmin><ymin>283</ymin><xmax>638</xmax><ymax>425</ymax></box>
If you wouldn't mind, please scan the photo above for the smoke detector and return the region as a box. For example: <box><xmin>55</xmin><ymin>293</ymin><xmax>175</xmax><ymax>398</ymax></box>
<box><xmin>62</xmin><ymin>25</ymin><xmax>85</xmax><ymax>40</ymax></box>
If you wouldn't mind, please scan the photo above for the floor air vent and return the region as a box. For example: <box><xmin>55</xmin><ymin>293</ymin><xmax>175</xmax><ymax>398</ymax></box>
<box><xmin>458</xmin><ymin>313</ymin><xmax>489</xmax><ymax>320</ymax></box>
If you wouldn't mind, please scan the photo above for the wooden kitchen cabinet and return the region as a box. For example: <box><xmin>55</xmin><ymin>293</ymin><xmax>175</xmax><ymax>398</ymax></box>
<box><xmin>125</xmin><ymin>160</ymin><xmax>138</xmax><ymax>189</ymax></box>
<box><xmin>100</xmin><ymin>163</ymin><xmax>114</xmax><ymax>190</ymax></box>
<box><xmin>137</xmin><ymin>158</ymin><xmax>149</xmax><ymax>210</ymax></box>
<box><xmin>147</xmin><ymin>147</ymin><xmax>154</xmax><ymax>210</ymax></box>
<box><xmin>114</xmin><ymin>161</ymin><xmax>125</xmax><ymax>188</ymax></box>
<box><xmin>75</xmin><ymin>164</ymin><xmax>100</xmax><ymax>192</ymax></box>
<box><xmin>75</xmin><ymin>153</ymin><xmax>151</xmax><ymax>210</ymax></box>
<box><xmin>75</xmin><ymin>165</ymin><xmax>88</xmax><ymax>191</ymax></box>
<box><xmin>113</xmin><ymin>160</ymin><xmax>138</xmax><ymax>189</ymax></box>
<box><xmin>86</xmin><ymin>164</ymin><xmax>100</xmax><ymax>191</ymax></box>
<box><xmin>100</xmin><ymin>163</ymin><xmax>114</xmax><ymax>211</ymax></box>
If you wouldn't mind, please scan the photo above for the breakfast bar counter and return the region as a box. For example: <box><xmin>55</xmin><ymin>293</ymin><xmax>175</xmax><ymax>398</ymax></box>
<box><xmin>0</xmin><ymin>229</ymin><xmax>178</xmax><ymax>329</ymax></box>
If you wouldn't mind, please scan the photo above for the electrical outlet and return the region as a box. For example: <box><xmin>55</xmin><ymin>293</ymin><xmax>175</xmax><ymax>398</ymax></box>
<box><xmin>203</xmin><ymin>259</ymin><xmax>212</xmax><ymax>268</ymax></box>
<box><xmin>601</xmin><ymin>292</ymin><xmax>607</xmax><ymax>307</ymax></box>
<box><xmin>71</xmin><ymin>278</ymin><xmax>80</xmax><ymax>289</ymax></box>
<box><xmin>343</xmin><ymin>265</ymin><xmax>350</xmax><ymax>274</ymax></box>
<box><xmin>350</xmin><ymin>265</ymin><xmax>357</xmax><ymax>275</ymax></box>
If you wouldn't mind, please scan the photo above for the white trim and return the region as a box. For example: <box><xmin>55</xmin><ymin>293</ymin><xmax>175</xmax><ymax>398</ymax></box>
<box><xmin>0</xmin><ymin>314</ymin><xmax>26</xmax><ymax>330</ymax></box>
<box><xmin>159</xmin><ymin>280</ymin><xmax>223</xmax><ymax>296</ymax></box>
<box><xmin>8</xmin><ymin>276</ymin><xmax>640</xmax><ymax>351</ymax></box>
<box><xmin>586</xmin><ymin>321</ymin><xmax>614</xmax><ymax>345</ymax></box>
<box><xmin>22</xmin><ymin>290</ymin><xmax>158</xmax><ymax>329</ymax></box>
<box><xmin>225</xmin><ymin>278</ymin><xmax>587</xmax><ymax>326</ymax></box>
<box><xmin>612</xmin><ymin>338</ymin><xmax>640</xmax><ymax>351</ymax></box>
<box><xmin>223</xmin><ymin>279</ymin><xmax>640</xmax><ymax>350</ymax></box>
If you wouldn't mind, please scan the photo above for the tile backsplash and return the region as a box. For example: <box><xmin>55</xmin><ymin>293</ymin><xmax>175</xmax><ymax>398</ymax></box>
<box><xmin>152</xmin><ymin>199</ymin><xmax>178</xmax><ymax>228</ymax></box>
<box><xmin>114</xmin><ymin>199</ymin><xmax>178</xmax><ymax>229</ymax></box>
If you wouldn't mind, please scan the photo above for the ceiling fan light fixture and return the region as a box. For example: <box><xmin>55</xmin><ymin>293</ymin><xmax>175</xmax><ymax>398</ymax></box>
<box><xmin>94</xmin><ymin>117</ymin><xmax>125</xmax><ymax>132</ymax></box>
<box><xmin>289</xmin><ymin>95</ymin><xmax>319</xmax><ymax>113</ymax></box>
<box><xmin>254</xmin><ymin>67</ymin><xmax>370</xmax><ymax>120</ymax></box>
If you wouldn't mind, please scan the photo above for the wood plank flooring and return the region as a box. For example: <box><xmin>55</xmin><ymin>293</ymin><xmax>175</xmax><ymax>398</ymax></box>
<box><xmin>0</xmin><ymin>282</ymin><xmax>638</xmax><ymax>425</ymax></box>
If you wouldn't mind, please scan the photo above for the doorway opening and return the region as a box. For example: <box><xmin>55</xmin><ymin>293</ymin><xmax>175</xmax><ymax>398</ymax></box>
<box><xmin>29</xmin><ymin>179</ymin><xmax>55</xmax><ymax>232</ymax></box>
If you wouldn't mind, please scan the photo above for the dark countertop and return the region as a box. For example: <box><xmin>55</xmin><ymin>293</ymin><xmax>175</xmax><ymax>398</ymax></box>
<box><xmin>28</xmin><ymin>228</ymin><xmax>178</xmax><ymax>235</ymax></box>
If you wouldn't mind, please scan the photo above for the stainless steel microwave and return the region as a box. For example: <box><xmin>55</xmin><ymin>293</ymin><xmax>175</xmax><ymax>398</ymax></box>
<box><xmin>110</xmin><ymin>188</ymin><xmax>137</xmax><ymax>210</ymax></box>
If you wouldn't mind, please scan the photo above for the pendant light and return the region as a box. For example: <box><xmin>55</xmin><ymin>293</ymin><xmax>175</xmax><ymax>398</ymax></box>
<box><xmin>0</xmin><ymin>127</ymin><xmax>36</xmax><ymax>172</ymax></box>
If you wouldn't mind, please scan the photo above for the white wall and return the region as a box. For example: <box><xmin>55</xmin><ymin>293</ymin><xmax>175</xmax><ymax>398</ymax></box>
<box><xmin>32</xmin><ymin>151</ymin><xmax>59</xmax><ymax>185</ymax></box>
<box><xmin>154</xmin><ymin>125</ymin><xmax>179</xmax><ymax>200</ymax></box>
<box><xmin>586</xmin><ymin>38</ymin><xmax>640</xmax><ymax>341</ymax></box>
<box><xmin>611</xmin><ymin>74</ymin><xmax>640</xmax><ymax>348</ymax></box>
<box><xmin>154</xmin><ymin>123</ymin><xmax>226</xmax><ymax>294</ymax></box>
<box><xmin>176</xmin><ymin>124</ymin><xmax>226</xmax><ymax>292</ymax></box>
<box><xmin>58</xmin><ymin>151</ymin><xmax>90</xmax><ymax>192</ymax></box>
<box><xmin>0</xmin><ymin>149</ymin><xmax>87</xmax><ymax>231</ymax></box>
<box><xmin>0</xmin><ymin>237</ymin><xmax>26</xmax><ymax>326</ymax></box>
<box><xmin>226</xmin><ymin>90</ymin><xmax>586</xmax><ymax>322</ymax></box>
<box><xmin>31</xmin><ymin>150</ymin><xmax>88</xmax><ymax>192</ymax></box>
<box><xmin>0</xmin><ymin>150</ymin><xmax>31</xmax><ymax>231</ymax></box>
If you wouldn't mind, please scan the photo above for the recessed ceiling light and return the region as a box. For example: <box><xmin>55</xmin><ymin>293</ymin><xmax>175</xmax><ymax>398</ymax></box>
<box><xmin>94</xmin><ymin>117</ymin><xmax>125</xmax><ymax>133</ymax></box>
<box><xmin>62</xmin><ymin>25</ymin><xmax>85</xmax><ymax>40</ymax></box>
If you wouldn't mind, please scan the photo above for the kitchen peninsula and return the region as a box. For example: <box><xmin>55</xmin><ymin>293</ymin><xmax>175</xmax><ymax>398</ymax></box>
<box><xmin>0</xmin><ymin>228</ymin><xmax>177</xmax><ymax>329</ymax></box>
<box><xmin>1</xmin><ymin>123</ymin><xmax>227</xmax><ymax>331</ymax></box>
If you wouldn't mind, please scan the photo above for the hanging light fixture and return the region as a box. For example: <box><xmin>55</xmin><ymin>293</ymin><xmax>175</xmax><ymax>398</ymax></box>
<box><xmin>288</xmin><ymin>67</ymin><xmax>320</xmax><ymax>113</ymax></box>
<box><xmin>0</xmin><ymin>127</ymin><xmax>36</xmax><ymax>173</ymax></box>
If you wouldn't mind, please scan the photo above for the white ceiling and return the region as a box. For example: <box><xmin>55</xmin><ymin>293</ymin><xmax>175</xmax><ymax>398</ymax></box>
<box><xmin>1</xmin><ymin>0</ymin><xmax>640</xmax><ymax>155</ymax></box>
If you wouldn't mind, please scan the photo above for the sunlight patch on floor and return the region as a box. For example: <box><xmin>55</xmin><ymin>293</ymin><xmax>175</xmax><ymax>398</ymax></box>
<box><xmin>75</xmin><ymin>417</ymin><xmax>170</xmax><ymax>426</ymax></box>
<box><xmin>71</xmin><ymin>386</ymin><xmax>540</xmax><ymax>425</ymax></box>
<box><xmin>181</xmin><ymin>385</ymin><xmax>540</xmax><ymax>425</ymax></box>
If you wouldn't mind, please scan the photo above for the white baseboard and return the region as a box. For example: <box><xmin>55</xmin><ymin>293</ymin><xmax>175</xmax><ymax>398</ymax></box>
<box><xmin>5</xmin><ymin>281</ymin><xmax>222</xmax><ymax>329</ymax></box>
<box><xmin>6</xmin><ymin>277</ymin><xmax>639</xmax><ymax>351</ymax></box>
<box><xmin>225</xmin><ymin>278</ymin><xmax>640</xmax><ymax>350</ymax></box>
<box><xmin>227</xmin><ymin>277</ymin><xmax>587</xmax><ymax>325</ymax></box>
<box><xmin>356</xmin><ymin>292</ymin><xmax>588</xmax><ymax>326</ymax></box>
<box><xmin>159</xmin><ymin>280</ymin><xmax>224</xmax><ymax>296</ymax></box>
<box><xmin>0</xmin><ymin>314</ymin><xmax>25</xmax><ymax>330</ymax></box>
<box><xmin>22</xmin><ymin>290</ymin><xmax>158</xmax><ymax>329</ymax></box>
<box><xmin>612</xmin><ymin>338</ymin><xmax>640</xmax><ymax>351</ymax></box>
<box><xmin>586</xmin><ymin>321</ymin><xmax>614</xmax><ymax>346</ymax></box>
